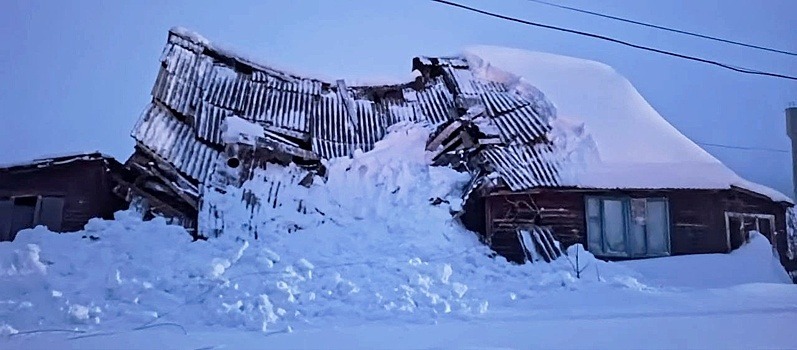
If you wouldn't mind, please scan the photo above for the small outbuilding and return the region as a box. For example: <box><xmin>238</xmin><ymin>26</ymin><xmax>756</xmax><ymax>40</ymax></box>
<box><xmin>0</xmin><ymin>152</ymin><xmax>128</xmax><ymax>241</ymax></box>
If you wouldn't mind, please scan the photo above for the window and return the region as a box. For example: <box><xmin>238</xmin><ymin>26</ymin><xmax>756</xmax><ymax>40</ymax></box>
<box><xmin>10</xmin><ymin>196</ymin><xmax>38</xmax><ymax>240</ymax></box>
<box><xmin>724</xmin><ymin>212</ymin><xmax>775</xmax><ymax>251</ymax></box>
<box><xmin>586</xmin><ymin>196</ymin><xmax>670</xmax><ymax>258</ymax></box>
<box><xmin>1</xmin><ymin>196</ymin><xmax>65</xmax><ymax>241</ymax></box>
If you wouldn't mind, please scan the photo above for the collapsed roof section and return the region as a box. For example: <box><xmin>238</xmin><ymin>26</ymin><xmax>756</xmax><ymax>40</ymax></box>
<box><xmin>123</xmin><ymin>28</ymin><xmax>564</xmax><ymax>236</ymax></box>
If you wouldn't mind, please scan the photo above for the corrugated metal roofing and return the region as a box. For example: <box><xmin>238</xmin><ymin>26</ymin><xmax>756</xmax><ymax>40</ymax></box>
<box><xmin>480</xmin><ymin>144</ymin><xmax>560</xmax><ymax>190</ymax></box>
<box><xmin>139</xmin><ymin>28</ymin><xmax>567</xmax><ymax>198</ymax></box>
<box><xmin>243</xmin><ymin>85</ymin><xmax>313</xmax><ymax>132</ymax></box>
<box><xmin>312</xmin><ymin>94</ymin><xmax>386</xmax><ymax>158</ymax></box>
<box><xmin>492</xmin><ymin>104</ymin><xmax>551</xmax><ymax>145</ymax></box>
<box><xmin>442</xmin><ymin>66</ymin><xmax>506</xmax><ymax>96</ymax></box>
<box><xmin>413</xmin><ymin>82</ymin><xmax>457</xmax><ymax>126</ymax></box>
<box><xmin>412</xmin><ymin>57</ymin><xmax>561</xmax><ymax>190</ymax></box>
<box><xmin>131</xmin><ymin>103</ymin><xmax>221</xmax><ymax>182</ymax></box>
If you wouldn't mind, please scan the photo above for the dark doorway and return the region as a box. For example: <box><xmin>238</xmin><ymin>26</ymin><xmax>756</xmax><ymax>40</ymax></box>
<box><xmin>0</xmin><ymin>199</ymin><xmax>12</xmax><ymax>241</ymax></box>
<box><xmin>10</xmin><ymin>196</ymin><xmax>38</xmax><ymax>240</ymax></box>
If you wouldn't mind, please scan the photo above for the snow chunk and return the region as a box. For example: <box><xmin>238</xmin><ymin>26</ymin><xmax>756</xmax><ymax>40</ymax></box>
<box><xmin>0</xmin><ymin>324</ymin><xmax>18</xmax><ymax>336</ymax></box>
<box><xmin>222</xmin><ymin>116</ymin><xmax>265</xmax><ymax>145</ymax></box>
<box><xmin>1</xmin><ymin>244</ymin><xmax>47</xmax><ymax>276</ymax></box>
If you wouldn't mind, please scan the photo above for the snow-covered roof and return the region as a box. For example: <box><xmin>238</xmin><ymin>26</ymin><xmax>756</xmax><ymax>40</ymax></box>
<box><xmin>136</xmin><ymin>28</ymin><xmax>790</xmax><ymax>204</ymax></box>
<box><xmin>464</xmin><ymin>46</ymin><xmax>792</xmax><ymax>204</ymax></box>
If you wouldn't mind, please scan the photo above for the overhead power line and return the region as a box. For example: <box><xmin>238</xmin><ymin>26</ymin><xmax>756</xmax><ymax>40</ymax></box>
<box><xmin>696</xmin><ymin>141</ymin><xmax>790</xmax><ymax>154</ymax></box>
<box><xmin>523</xmin><ymin>0</ymin><xmax>797</xmax><ymax>57</ymax></box>
<box><xmin>430</xmin><ymin>0</ymin><xmax>797</xmax><ymax>81</ymax></box>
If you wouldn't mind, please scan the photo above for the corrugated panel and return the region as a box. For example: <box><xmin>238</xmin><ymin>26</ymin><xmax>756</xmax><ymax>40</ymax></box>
<box><xmin>492</xmin><ymin>104</ymin><xmax>551</xmax><ymax>145</ymax></box>
<box><xmin>194</xmin><ymin>100</ymin><xmax>230</xmax><ymax>145</ymax></box>
<box><xmin>201</xmin><ymin>66</ymin><xmax>241</xmax><ymax>110</ymax></box>
<box><xmin>161</xmin><ymin>44</ymin><xmax>198</xmax><ymax>78</ymax></box>
<box><xmin>151</xmin><ymin>68</ymin><xmax>199</xmax><ymax>117</ymax></box>
<box><xmin>442</xmin><ymin>66</ymin><xmax>506</xmax><ymax>96</ymax></box>
<box><xmin>414</xmin><ymin>82</ymin><xmax>456</xmax><ymax>126</ymax></box>
<box><xmin>243</xmin><ymin>83</ymin><xmax>313</xmax><ymax>133</ymax></box>
<box><xmin>132</xmin><ymin>103</ymin><xmax>221</xmax><ymax>182</ymax></box>
<box><xmin>251</xmin><ymin>72</ymin><xmax>322</xmax><ymax>95</ymax></box>
<box><xmin>167</xmin><ymin>32</ymin><xmax>204</xmax><ymax>54</ymax></box>
<box><xmin>481</xmin><ymin>91</ymin><xmax>528</xmax><ymax>116</ymax></box>
<box><xmin>481</xmin><ymin>144</ymin><xmax>560</xmax><ymax>190</ymax></box>
<box><xmin>381</xmin><ymin>98</ymin><xmax>419</xmax><ymax>125</ymax></box>
<box><xmin>312</xmin><ymin>94</ymin><xmax>385</xmax><ymax>159</ymax></box>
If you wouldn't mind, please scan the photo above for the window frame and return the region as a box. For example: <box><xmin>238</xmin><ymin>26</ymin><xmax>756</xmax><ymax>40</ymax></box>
<box><xmin>585</xmin><ymin>196</ymin><xmax>671</xmax><ymax>258</ymax></box>
<box><xmin>723</xmin><ymin>212</ymin><xmax>776</xmax><ymax>252</ymax></box>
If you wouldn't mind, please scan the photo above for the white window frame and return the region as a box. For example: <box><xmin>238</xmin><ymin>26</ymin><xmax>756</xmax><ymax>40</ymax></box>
<box><xmin>723</xmin><ymin>212</ymin><xmax>776</xmax><ymax>252</ymax></box>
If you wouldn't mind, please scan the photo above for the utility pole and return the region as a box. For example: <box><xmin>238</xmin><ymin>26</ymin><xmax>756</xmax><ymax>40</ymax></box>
<box><xmin>787</xmin><ymin>106</ymin><xmax>797</xmax><ymax>201</ymax></box>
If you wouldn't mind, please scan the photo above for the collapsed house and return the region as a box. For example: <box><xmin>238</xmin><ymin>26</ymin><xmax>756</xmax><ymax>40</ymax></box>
<box><xmin>120</xmin><ymin>28</ymin><xmax>794</xmax><ymax>266</ymax></box>
<box><xmin>0</xmin><ymin>152</ymin><xmax>129</xmax><ymax>241</ymax></box>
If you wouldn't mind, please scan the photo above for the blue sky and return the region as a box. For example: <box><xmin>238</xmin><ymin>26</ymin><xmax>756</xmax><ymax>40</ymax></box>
<box><xmin>1</xmin><ymin>0</ymin><xmax>795</xmax><ymax>197</ymax></box>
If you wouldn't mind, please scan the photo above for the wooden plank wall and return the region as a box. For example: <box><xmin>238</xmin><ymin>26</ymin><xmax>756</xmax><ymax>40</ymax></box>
<box><xmin>0</xmin><ymin>160</ymin><xmax>127</xmax><ymax>235</ymax></box>
<box><xmin>482</xmin><ymin>188</ymin><xmax>790</xmax><ymax>262</ymax></box>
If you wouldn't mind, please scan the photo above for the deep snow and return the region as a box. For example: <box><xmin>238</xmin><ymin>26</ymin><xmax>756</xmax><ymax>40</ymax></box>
<box><xmin>1</xmin><ymin>125</ymin><xmax>795</xmax><ymax>349</ymax></box>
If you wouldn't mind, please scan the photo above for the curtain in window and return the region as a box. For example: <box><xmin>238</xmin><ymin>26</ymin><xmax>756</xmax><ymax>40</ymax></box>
<box><xmin>602</xmin><ymin>199</ymin><xmax>626</xmax><ymax>255</ymax></box>
<box><xmin>585</xmin><ymin>196</ymin><xmax>670</xmax><ymax>258</ymax></box>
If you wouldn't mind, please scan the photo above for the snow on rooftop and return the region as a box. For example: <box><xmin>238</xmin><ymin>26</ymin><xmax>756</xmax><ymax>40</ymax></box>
<box><xmin>464</xmin><ymin>46</ymin><xmax>792</xmax><ymax>203</ymax></box>
<box><xmin>221</xmin><ymin>116</ymin><xmax>265</xmax><ymax>145</ymax></box>
<box><xmin>0</xmin><ymin>151</ymin><xmax>112</xmax><ymax>170</ymax></box>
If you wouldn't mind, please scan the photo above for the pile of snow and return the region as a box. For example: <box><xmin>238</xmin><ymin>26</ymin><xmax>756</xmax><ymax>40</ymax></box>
<box><xmin>1</xmin><ymin>125</ymin><xmax>647</xmax><ymax>335</ymax></box>
<box><xmin>464</xmin><ymin>46</ymin><xmax>792</xmax><ymax>203</ymax></box>
<box><xmin>0</xmin><ymin>125</ymin><xmax>791</xmax><ymax>339</ymax></box>
<box><xmin>619</xmin><ymin>232</ymin><xmax>792</xmax><ymax>289</ymax></box>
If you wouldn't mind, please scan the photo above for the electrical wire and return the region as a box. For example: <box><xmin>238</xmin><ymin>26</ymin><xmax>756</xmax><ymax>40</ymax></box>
<box><xmin>523</xmin><ymin>0</ymin><xmax>797</xmax><ymax>57</ymax></box>
<box><xmin>696</xmin><ymin>141</ymin><xmax>790</xmax><ymax>154</ymax></box>
<box><xmin>430</xmin><ymin>0</ymin><xmax>797</xmax><ymax>81</ymax></box>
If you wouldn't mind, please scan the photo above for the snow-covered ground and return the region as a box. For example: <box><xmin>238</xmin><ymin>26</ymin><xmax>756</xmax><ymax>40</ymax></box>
<box><xmin>1</xmin><ymin>125</ymin><xmax>795</xmax><ymax>349</ymax></box>
<box><xmin>3</xmin><ymin>218</ymin><xmax>795</xmax><ymax>350</ymax></box>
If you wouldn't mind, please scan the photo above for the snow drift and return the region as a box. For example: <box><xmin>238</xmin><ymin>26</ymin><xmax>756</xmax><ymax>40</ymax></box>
<box><xmin>0</xmin><ymin>125</ymin><xmax>791</xmax><ymax>337</ymax></box>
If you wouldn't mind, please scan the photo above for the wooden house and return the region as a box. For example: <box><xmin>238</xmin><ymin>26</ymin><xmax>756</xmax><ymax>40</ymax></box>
<box><xmin>0</xmin><ymin>152</ymin><xmax>129</xmax><ymax>241</ymax></box>
<box><xmin>124</xmin><ymin>29</ymin><xmax>793</xmax><ymax>268</ymax></box>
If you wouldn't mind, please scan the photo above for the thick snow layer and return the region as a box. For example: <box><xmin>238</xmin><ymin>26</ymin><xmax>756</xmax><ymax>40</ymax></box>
<box><xmin>619</xmin><ymin>232</ymin><xmax>792</xmax><ymax>288</ymax></box>
<box><xmin>221</xmin><ymin>116</ymin><xmax>265</xmax><ymax>145</ymax></box>
<box><xmin>464</xmin><ymin>46</ymin><xmax>792</xmax><ymax>203</ymax></box>
<box><xmin>1</xmin><ymin>125</ymin><xmax>794</xmax><ymax>348</ymax></box>
<box><xmin>0</xmin><ymin>125</ymin><xmax>640</xmax><ymax>334</ymax></box>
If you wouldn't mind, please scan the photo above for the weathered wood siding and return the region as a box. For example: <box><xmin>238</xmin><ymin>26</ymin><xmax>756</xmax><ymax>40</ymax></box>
<box><xmin>484</xmin><ymin>190</ymin><xmax>585</xmax><ymax>263</ymax></box>
<box><xmin>0</xmin><ymin>159</ymin><xmax>127</xmax><ymax>238</ymax></box>
<box><xmin>481</xmin><ymin>188</ymin><xmax>790</xmax><ymax>262</ymax></box>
